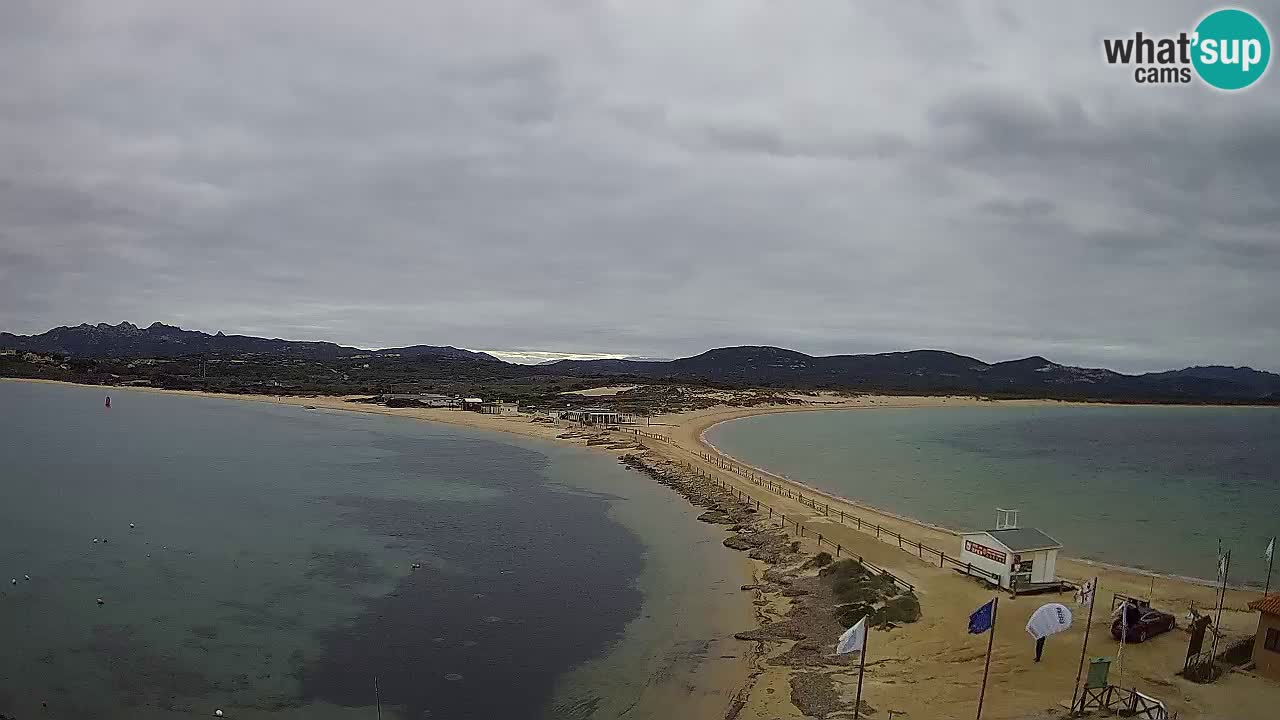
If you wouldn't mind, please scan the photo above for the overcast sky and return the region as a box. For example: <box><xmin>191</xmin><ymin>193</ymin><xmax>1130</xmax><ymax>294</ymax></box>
<box><xmin>3</xmin><ymin>1</ymin><xmax>1278</xmax><ymax>371</ymax></box>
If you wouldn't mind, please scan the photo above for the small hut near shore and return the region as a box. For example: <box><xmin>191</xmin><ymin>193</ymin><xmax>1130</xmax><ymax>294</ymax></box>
<box><xmin>959</xmin><ymin>509</ymin><xmax>1064</xmax><ymax>592</ymax></box>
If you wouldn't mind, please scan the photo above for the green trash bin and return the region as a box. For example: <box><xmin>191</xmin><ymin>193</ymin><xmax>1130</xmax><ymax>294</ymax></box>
<box><xmin>1085</xmin><ymin>657</ymin><xmax>1112</xmax><ymax>690</ymax></box>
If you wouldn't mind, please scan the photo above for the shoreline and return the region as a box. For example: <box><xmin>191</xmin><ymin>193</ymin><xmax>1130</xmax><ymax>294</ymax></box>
<box><xmin>9</xmin><ymin>379</ymin><xmax>1280</xmax><ymax>717</ymax></box>
<box><xmin>690</xmin><ymin>403</ymin><xmax>1270</xmax><ymax>593</ymax></box>
<box><xmin>2</xmin><ymin>378</ymin><xmax>763</xmax><ymax>720</ymax></box>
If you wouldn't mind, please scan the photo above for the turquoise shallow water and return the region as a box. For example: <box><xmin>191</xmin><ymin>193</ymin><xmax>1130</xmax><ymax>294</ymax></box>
<box><xmin>0</xmin><ymin>381</ymin><xmax>744</xmax><ymax>719</ymax></box>
<box><xmin>707</xmin><ymin>404</ymin><xmax>1280</xmax><ymax>586</ymax></box>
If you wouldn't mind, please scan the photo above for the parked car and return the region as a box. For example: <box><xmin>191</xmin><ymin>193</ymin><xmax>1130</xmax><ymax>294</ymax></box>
<box><xmin>1111</xmin><ymin>603</ymin><xmax>1176</xmax><ymax>643</ymax></box>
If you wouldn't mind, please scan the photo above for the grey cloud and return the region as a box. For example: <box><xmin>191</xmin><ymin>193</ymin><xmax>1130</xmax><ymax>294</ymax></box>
<box><xmin>2</xmin><ymin>1</ymin><xmax>1280</xmax><ymax>373</ymax></box>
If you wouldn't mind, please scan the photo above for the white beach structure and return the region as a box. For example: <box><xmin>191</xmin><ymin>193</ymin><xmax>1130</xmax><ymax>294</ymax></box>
<box><xmin>561</xmin><ymin>408</ymin><xmax>640</xmax><ymax>426</ymax></box>
<box><xmin>959</xmin><ymin>509</ymin><xmax>1064</xmax><ymax>592</ymax></box>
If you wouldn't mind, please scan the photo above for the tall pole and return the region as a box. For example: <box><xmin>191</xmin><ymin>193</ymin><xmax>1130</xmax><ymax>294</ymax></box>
<box><xmin>976</xmin><ymin>597</ymin><xmax>999</xmax><ymax>720</ymax></box>
<box><xmin>1070</xmin><ymin>578</ymin><xmax>1097</xmax><ymax>713</ymax></box>
<box><xmin>1265</xmin><ymin>537</ymin><xmax>1275</xmax><ymax>599</ymax></box>
<box><xmin>1210</xmin><ymin>550</ymin><xmax>1231</xmax><ymax>668</ymax></box>
<box><xmin>374</xmin><ymin>675</ymin><xmax>382</xmax><ymax>720</ymax></box>
<box><xmin>854</xmin><ymin>624</ymin><xmax>868</xmax><ymax>719</ymax></box>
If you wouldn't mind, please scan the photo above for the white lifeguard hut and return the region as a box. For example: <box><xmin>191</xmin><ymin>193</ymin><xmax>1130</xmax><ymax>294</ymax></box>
<box><xmin>959</xmin><ymin>509</ymin><xmax>1065</xmax><ymax>593</ymax></box>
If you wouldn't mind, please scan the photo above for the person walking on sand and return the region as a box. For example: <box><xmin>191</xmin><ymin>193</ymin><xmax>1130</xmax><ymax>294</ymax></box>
<box><xmin>1026</xmin><ymin>603</ymin><xmax>1073</xmax><ymax>664</ymax></box>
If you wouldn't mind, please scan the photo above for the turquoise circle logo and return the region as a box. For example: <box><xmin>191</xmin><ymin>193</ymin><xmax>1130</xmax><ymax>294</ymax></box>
<box><xmin>1192</xmin><ymin>8</ymin><xmax>1271</xmax><ymax>90</ymax></box>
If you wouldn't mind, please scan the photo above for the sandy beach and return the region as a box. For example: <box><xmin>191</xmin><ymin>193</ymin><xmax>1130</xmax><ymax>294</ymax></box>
<box><xmin>8</xmin><ymin>379</ymin><xmax>1277</xmax><ymax>719</ymax></box>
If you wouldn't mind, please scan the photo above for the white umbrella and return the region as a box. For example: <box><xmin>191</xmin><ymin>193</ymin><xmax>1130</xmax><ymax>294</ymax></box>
<box><xmin>1026</xmin><ymin>602</ymin><xmax>1073</xmax><ymax>640</ymax></box>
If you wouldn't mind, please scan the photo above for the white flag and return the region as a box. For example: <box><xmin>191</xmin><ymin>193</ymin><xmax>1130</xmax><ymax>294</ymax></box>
<box><xmin>1218</xmin><ymin>552</ymin><xmax>1229</xmax><ymax>580</ymax></box>
<box><xmin>1076</xmin><ymin>578</ymin><xmax>1096</xmax><ymax>608</ymax></box>
<box><xmin>1267</xmin><ymin>537</ymin><xmax>1275</xmax><ymax>562</ymax></box>
<box><xmin>836</xmin><ymin>616</ymin><xmax>867</xmax><ymax>655</ymax></box>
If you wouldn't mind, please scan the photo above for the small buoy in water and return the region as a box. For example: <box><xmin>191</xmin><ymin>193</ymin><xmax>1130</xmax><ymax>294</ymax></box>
<box><xmin>411</xmin><ymin>562</ymin><xmax>421</xmax><ymax>570</ymax></box>
<box><xmin>130</xmin><ymin>523</ymin><xmax>136</xmax><ymax>529</ymax></box>
<box><xmin>96</xmin><ymin>598</ymin><xmax>105</xmax><ymax>605</ymax></box>
<box><xmin>24</xmin><ymin>574</ymin><xmax>30</xmax><ymax>581</ymax></box>
<box><xmin>102</xmin><ymin>538</ymin><xmax>109</xmax><ymax>544</ymax></box>
<box><xmin>214</xmin><ymin>709</ymin><xmax>224</xmax><ymax>717</ymax></box>
<box><xmin>93</xmin><ymin>538</ymin><xmax>100</xmax><ymax>543</ymax></box>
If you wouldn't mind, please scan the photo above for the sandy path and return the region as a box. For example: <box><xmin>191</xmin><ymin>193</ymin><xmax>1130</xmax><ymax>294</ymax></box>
<box><xmin>626</xmin><ymin>396</ymin><xmax>1279</xmax><ymax>719</ymax></box>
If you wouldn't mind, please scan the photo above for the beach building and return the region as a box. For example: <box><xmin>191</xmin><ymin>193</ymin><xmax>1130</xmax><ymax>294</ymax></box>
<box><xmin>561</xmin><ymin>408</ymin><xmax>641</xmax><ymax>426</ymax></box>
<box><xmin>1248</xmin><ymin>595</ymin><xmax>1280</xmax><ymax>681</ymax></box>
<box><xmin>461</xmin><ymin>398</ymin><xmax>484</xmax><ymax>411</ymax></box>
<box><xmin>480</xmin><ymin>401</ymin><xmax>520</xmax><ymax>416</ymax></box>
<box><xmin>384</xmin><ymin>393</ymin><xmax>457</xmax><ymax>407</ymax></box>
<box><xmin>959</xmin><ymin>510</ymin><xmax>1063</xmax><ymax>592</ymax></box>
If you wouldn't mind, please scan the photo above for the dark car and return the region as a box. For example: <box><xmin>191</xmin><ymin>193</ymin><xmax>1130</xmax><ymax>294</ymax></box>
<box><xmin>1111</xmin><ymin>603</ymin><xmax>1176</xmax><ymax>643</ymax></box>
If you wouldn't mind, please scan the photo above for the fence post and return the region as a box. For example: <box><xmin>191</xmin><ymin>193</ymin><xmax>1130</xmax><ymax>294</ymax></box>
<box><xmin>836</xmin><ymin>544</ymin><xmax>841</xmax><ymax>557</ymax></box>
<box><xmin>857</xmin><ymin>517</ymin><xmax>862</xmax><ymax>530</ymax></box>
<box><xmin>876</xmin><ymin>526</ymin><xmax>880</xmax><ymax>539</ymax></box>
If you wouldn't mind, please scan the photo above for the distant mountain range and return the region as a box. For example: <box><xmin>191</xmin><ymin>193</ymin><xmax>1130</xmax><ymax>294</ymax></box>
<box><xmin>0</xmin><ymin>322</ymin><xmax>498</xmax><ymax>362</ymax></box>
<box><xmin>544</xmin><ymin>346</ymin><xmax>1280</xmax><ymax>402</ymax></box>
<box><xmin>3</xmin><ymin>323</ymin><xmax>1279</xmax><ymax>403</ymax></box>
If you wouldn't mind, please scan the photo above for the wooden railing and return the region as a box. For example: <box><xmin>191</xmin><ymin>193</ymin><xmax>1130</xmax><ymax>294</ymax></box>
<box><xmin>1075</xmin><ymin>685</ymin><xmax>1176</xmax><ymax>719</ymax></box>
<box><xmin>695</xmin><ymin>467</ymin><xmax>916</xmax><ymax>594</ymax></box>
<box><xmin>617</xmin><ymin>427</ymin><xmax>1002</xmax><ymax>585</ymax></box>
<box><xmin>689</xmin><ymin>449</ymin><xmax>1002</xmax><ymax>585</ymax></box>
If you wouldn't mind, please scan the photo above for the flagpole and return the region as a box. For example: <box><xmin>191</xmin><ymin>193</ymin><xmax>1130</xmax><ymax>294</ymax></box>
<box><xmin>1265</xmin><ymin>537</ymin><xmax>1275</xmax><ymax>599</ymax></box>
<box><xmin>854</xmin><ymin>623</ymin><xmax>868</xmax><ymax>720</ymax></box>
<box><xmin>1210</xmin><ymin>551</ymin><xmax>1230</xmax><ymax>669</ymax></box>
<box><xmin>976</xmin><ymin>597</ymin><xmax>999</xmax><ymax>720</ymax></box>
<box><xmin>1069</xmin><ymin>578</ymin><xmax>1097</xmax><ymax>713</ymax></box>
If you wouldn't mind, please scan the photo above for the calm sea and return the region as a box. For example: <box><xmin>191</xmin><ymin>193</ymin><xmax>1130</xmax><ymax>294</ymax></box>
<box><xmin>0</xmin><ymin>381</ymin><xmax>743</xmax><ymax>719</ymax></box>
<box><xmin>707</xmin><ymin>405</ymin><xmax>1280</xmax><ymax>586</ymax></box>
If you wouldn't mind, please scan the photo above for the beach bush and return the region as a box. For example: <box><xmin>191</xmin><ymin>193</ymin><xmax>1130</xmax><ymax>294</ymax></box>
<box><xmin>802</xmin><ymin>551</ymin><xmax>833</xmax><ymax>569</ymax></box>
<box><xmin>832</xmin><ymin>578</ymin><xmax>881</xmax><ymax>605</ymax></box>
<box><xmin>874</xmin><ymin>594</ymin><xmax>922</xmax><ymax>625</ymax></box>
<box><xmin>833</xmin><ymin>602</ymin><xmax>876</xmax><ymax>628</ymax></box>
<box><xmin>818</xmin><ymin>559</ymin><xmax>867</xmax><ymax>582</ymax></box>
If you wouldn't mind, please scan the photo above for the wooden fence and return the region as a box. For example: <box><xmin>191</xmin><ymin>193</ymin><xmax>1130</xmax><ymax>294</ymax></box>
<box><xmin>689</xmin><ymin>464</ymin><xmax>917</xmax><ymax>594</ymax></box>
<box><xmin>618</xmin><ymin>427</ymin><xmax>1002</xmax><ymax>585</ymax></box>
<box><xmin>1075</xmin><ymin>685</ymin><xmax>1176</xmax><ymax>719</ymax></box>
<box><xmin>689</xmin><ymin>449</ymin><xmax>1001</xmax><ymax>585</ymax></box>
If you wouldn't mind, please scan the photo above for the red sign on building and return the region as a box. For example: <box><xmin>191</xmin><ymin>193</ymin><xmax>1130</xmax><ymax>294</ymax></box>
<box><xmin>965</xmin><ymin>540</ymin><xmax>1008</xmax><ymax>565</ymax></box>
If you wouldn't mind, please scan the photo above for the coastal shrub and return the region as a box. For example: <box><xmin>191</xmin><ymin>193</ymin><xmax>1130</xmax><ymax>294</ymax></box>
<box><xmin>818</xmin><ymin>559</ymin><xmax>867</xmax><ymax>582</ymax></box>
<box><xmin>871</xmin><ymin>573</ymin><xmax>900</xmax><ymax>596</ymax></box>
<box><xmin>802</xmin><ymin>551</ymin><xmax>833</xmax><ymax>569</ymax></box>
<box><xmin>873</xmin><ymin>594</ymin><xmax>922</xmax><ymax>625</ymax></box>
<box><xmin>789</xmin><ymin>541</ymin><xmax>801</xmax><ymax>553</ymax></box>
<box><xmin>832</xmin><ymin>578</ymin><xmax>880</xmax><ymax>605</ymax></box>
<box><xmin>833</xmin><ymin>602</ymin><xmax>876</xmax><ymax>628</ymax></box>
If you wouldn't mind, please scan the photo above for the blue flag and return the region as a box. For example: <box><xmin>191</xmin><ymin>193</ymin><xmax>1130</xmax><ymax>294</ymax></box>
<box><xmin>968</xmin><ymin>600</ymin><xmax>995</xmax><ymax>634</ymax></box>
